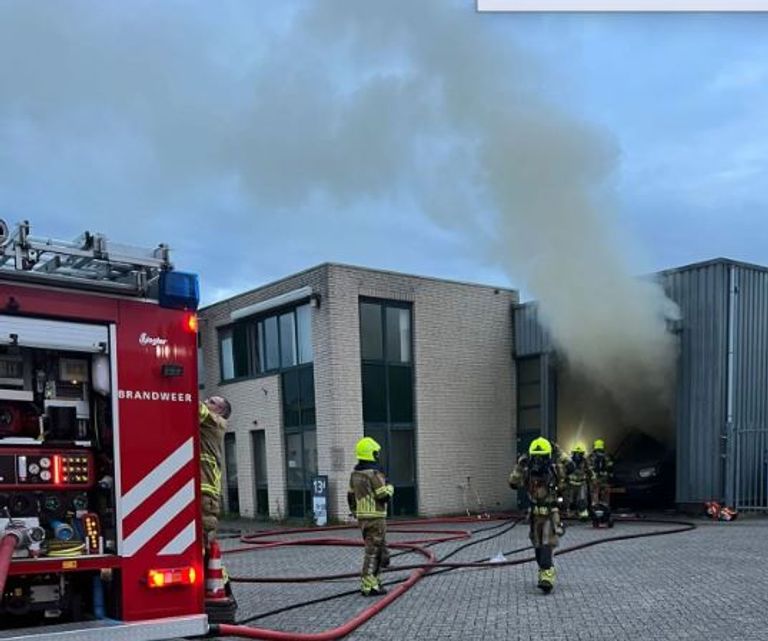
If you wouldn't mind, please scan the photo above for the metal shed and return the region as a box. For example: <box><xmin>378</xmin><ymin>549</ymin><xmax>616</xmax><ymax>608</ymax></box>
<box><xmin>513</xmin><ymin>258</ymin><xmax>768</xmax><ymax>510</ymax></box>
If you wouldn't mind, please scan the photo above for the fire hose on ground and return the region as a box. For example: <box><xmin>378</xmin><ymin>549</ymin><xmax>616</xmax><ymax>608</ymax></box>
<box><xmin>206</xmin><ymin>514</ymin><xmax>696</xmax><ymax>640</ymax></box>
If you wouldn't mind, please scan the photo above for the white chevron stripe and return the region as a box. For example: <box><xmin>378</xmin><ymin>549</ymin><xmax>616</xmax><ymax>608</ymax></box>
<box><xmin>121</xmin><ymin>438</ymin><xmax>194</xmax><ymax>518</ymax></box>
<box><xmin>123</xmin><ymin>480</ymin><xmax>195</xmax><ymax>557</ymax></box>
<box><xmin>158</xmin><ymin>519</ymin><xmax>197</xmax><ymax>556</ymax></box>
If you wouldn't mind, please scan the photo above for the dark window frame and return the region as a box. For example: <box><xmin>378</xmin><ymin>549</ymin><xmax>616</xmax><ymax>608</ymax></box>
<box><xmin>252</xmin><ymin>430</ymin><xmax>269</xmax><ymax>517</ymax></box>
<box><xmin>282</xmin><ymin>364</ymin><xmax>316</xmax><ymax>430</ymax></box>
<box><xmin>217</xmin><ymin>299</ymin><xmax>314</xmax><ymax>385</ymax></box>
<box><xmin>360</xmin><ymin>298</ymin><xmax>415</xmax><ymax>425</ymax></box>
<box><xmin>359</xmin><ymin>297</ymin><xmax>417</xmax><ymax>515</ymax></box>
<box><xmin>217</xmin><ymin>323</ymin><xmax>255</xmax><ymax>383</ymax></box>
<box><xmin>282</xmin><ymin>363</ymin><xmax>317</xmax><ymax>518</ymax></box>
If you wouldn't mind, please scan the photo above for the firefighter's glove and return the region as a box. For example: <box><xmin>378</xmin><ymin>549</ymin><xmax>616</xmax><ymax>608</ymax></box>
<box><xmin>375</xmin><ymin>484</ymin><xmax>395</xmax><ymax>503</ymax></box>
<box><xmin>555</xmin><ymin>522</ymin><xmax>566</xmax><ymax>537</ymax></box>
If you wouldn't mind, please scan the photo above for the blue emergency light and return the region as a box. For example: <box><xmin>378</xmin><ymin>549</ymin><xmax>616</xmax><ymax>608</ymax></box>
<box><xmin>159</xmin><ymin>271</ymin><xmax>200</xmax><ymax>311</ymax></box>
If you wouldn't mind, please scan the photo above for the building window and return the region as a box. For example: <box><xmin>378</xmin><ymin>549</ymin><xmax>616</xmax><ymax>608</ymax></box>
<box><xmin>386</xmin><ymin>307</ymin><xmax>411</xmax><ymax>363</ymax></box>
<box><xmin>219</xmin><ymin>324</ymin><xmax>252</xmax><ymax>381</ymax></box>
<box><xmin>296</xmin><ymin>304</ymin><xmax>313</xmax><ymax>364</ymax></box>
<box><xmin>279</xmin><ymin>312</ymin><xmax>297</xmax><ymax>368</ymax></box>
<box><xmin>218</xmin><ymin>302</ymin><xmax>313</xmax><ymax>382</ymax></box>
<box><xmin>360</xmin><ymin>299</ymin><xmax>416</xmax><ymax>515</ymax></box>
<box><xmin>252</xmin><ymin>430</ymin><xmax>269</xmax><ymax>517</ymax></box>
<box><xmin>220</xmin><ymin>331</ymin><xmax>234</xmax><ymax>380</ymax></box>
<box><xmin>263</xmin><ymin>315</ymin><xmax>280</xmax><ymax>372</ymax></box>
<box><xmin>224</xmin><ymin>433</ymin><xmax>240</xmax><ymax>515</ymax></box>
<box><xmin>283</xmin><ymin>365</ymin><xmax>317</xmax><ymax>518</ymax></box>
<box><xmin>360</xmin><ymin>302</ymin><xmax>384</xmax><ymax>360</ymax></box>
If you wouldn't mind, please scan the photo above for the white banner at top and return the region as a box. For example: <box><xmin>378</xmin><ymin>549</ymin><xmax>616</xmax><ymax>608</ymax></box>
<box><xmin>479</xmin><ymin>0</ymin><xmax>768</xmax><ymax>10</ymax></box>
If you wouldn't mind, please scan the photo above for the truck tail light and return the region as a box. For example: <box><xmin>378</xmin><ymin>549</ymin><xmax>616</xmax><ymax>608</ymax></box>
<box><xmin>147</xmin><ymin>566</ymin><xmax>197</xmax><ymax>588</ymax></box>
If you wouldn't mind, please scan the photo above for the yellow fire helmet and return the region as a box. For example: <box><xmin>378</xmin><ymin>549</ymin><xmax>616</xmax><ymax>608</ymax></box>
<box><xmin>572</xmin><ymin>443</ymin><xmax>586</xmax><ymax>455</ymax></box>
<box><xmin>529</xmin><ymin>437</ymin><xmax>553</xmax><ymax>457</ymax></box>
<box><xmin>593</xmin><ymin>439</ymin><xmax>605</xmax><ymax>451</ymax></box>
<box><xmin>355</xmin><ymin>436</ymin><xmax>382</xmax><ymax>462</ymax></box>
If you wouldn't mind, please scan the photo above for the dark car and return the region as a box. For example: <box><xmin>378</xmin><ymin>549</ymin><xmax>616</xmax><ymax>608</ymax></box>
<box><xmin>610</xmin><ymin>431</ymin><xmax>675</xmax><ymax>508</ymax></box>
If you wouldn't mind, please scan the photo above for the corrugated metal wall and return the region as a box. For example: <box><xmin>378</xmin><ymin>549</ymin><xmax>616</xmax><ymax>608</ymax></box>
<box><xmin>661</xmin><ymin>262</ymin><xmax>729</xmax><ymax>504</ymax></box>
<box><xmin>513</xmin><ymin>302</ymin><xmax>551</xmax><ymax>357</ymax></box>
<box><xmin>731</xmin><ymin>266</ymin><xmax>768</xmax><ymax>508</ymax></box>
<box><xmin>733</xmin><ymin>267</ymin><xmax>768</xmax><ymax>429</ymax></box>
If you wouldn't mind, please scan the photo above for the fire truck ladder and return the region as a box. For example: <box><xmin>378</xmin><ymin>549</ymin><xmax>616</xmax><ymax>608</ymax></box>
<box><xmin>0</xmin><ymin>219</ymin><xmax>171</xmax><ymax>297</ymax></box>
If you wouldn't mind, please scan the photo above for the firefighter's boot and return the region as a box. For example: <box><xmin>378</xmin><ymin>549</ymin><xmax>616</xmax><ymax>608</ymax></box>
<box><xmin>223</xmin><ymin>567</ymin><xmax>238</xmax><ymax>603</ymax></box>
<box><xmin>537</xmin><ymin>567</ymin><xmax>556</xmax><ymax>594</ymax></box>
<box><xmin>361</xmin><ymin>574</ymin><xmax>387</xmax><ymax>597</ymax></box>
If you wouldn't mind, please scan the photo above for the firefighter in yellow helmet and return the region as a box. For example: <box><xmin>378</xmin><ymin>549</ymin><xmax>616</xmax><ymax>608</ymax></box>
<box><xmin>347</xmin><ymin>437</ymin><xmax>394</xmax><ymax>596</ymax></box>
<box><xmin>509</xmin><ymin>437</ymin><xmax>568</xmax><ymax>593</ymax></box>
<box><xmin>588</xmin><ymin>438</ymin><xmax>614</xmax><ymax>509</ymax></box>
<box><xmin>565</xmin><ymin>444</ymin><xmax>593</xmax><ymax>520</ymax></box>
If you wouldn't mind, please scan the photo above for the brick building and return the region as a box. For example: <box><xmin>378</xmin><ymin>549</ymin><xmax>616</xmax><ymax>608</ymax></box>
<box><xmin>198</xmin><ymin>263</ymin><xmax>518</xmax><ymax>520</ymax></box>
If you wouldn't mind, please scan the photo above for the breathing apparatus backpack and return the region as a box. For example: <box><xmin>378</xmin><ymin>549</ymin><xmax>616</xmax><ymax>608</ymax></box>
<box><xmin>592</xmin><ymin>452</ymin><xmax>608</xmax><ymax>475</ymax></box>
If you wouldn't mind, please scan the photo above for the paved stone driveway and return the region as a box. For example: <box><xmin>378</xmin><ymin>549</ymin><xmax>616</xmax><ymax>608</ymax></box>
<box><xmin>216</xmin><ymin>514</ymin><xmax>768</xmax><ymax>641</ymax></box>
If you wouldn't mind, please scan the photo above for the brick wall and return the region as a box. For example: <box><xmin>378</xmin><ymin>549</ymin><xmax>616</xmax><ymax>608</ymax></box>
<box><xmin>209</xmin><ymin>375</ymin><xmax>283</xmax><ymax>518</ymax></box>
<box><xmin>325</xmin><ymin>265</ymin><xmax>518</xmax><ymax>516</ymax></box>
<box><xmin>200</xmin><ymin>263</ymin><xmax>518</xmax><ymax>520</ymax></box>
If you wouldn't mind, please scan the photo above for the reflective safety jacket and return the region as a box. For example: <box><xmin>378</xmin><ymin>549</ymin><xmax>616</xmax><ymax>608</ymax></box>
<box><xmin>588</xmin><ymin>451</ymin><xmax>613</xmax><ymax>480</ymax></box>
<box><xmin>347</xmin><ymin>463</ymin><xmax>394</xmax><ymax>519</ymax></box>
<box><xmin>567</xmin><ymin>456</ymin><xmax>594</xmax><ymax>486</ymax></box>
<box><xmin>553</xmin><ymin>443</ymin><xmax>576</xmax><ymax>476</ymax></box>
<box><xmin>509</xmin><ymin>454</ymin><xmax>566</xmax><ymax>514</ymax></box>
<box><xmin>199</xmin><ymin>402</ymin><xmax>227</xmax><ymax>499</ymax></box>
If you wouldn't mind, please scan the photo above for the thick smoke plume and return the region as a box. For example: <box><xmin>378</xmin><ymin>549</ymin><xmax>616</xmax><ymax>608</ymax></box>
<box><xmin>0</xmin><ymin>0</ymin><xmax>677</xmax><ymax>423</ymax></box>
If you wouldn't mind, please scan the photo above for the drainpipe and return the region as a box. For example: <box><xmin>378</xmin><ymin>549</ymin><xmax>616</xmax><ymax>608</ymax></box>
<box><xmin>724</xmin><ymin>265</ymin><xmax>737</xmax><ymax>507</ymax></box>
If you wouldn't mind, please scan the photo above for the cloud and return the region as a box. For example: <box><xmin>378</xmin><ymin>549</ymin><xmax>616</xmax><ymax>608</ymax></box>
<box><xmin>0</xmin><ymin>0</ymin><xmax>678</xmax><ymax>415</ymax></box>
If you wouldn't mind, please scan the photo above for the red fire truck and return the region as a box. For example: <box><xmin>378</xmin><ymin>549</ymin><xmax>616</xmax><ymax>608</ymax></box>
<box><xmin>0</xmin><ymin>220</ymin><xmax>208</xmax><ymax>640</ymax></box>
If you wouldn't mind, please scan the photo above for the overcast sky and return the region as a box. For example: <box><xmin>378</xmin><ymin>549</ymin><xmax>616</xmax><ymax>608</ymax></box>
<box><xmin>1</xmin><ymin>2</ymin><xmax>766</xmax><ymax>305</ymax></box>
